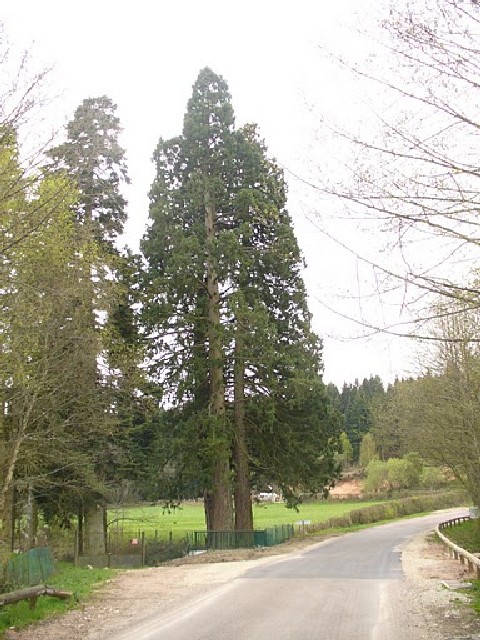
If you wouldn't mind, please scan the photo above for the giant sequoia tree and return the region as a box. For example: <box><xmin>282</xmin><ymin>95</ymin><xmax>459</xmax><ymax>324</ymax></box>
<box><xmin>142</xmin><ymin>68</ymin><xmax>340</xmax><ymax>531</ymax></box>
<box><xmin>45</xmin><ymin>96</ymin><xmax>131</xmax><ymax>551</ymax></box>
<box><xmin>47</xmin><ymin>96</ymin><xmax>128</xmax><ymax>245</ymax></box>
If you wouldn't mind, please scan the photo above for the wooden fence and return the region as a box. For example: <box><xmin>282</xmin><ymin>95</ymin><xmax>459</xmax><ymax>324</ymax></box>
<box><xmin>436</xmin><ymin>516</ymin><xmax>480</xmax><ymax>578</ymax></box>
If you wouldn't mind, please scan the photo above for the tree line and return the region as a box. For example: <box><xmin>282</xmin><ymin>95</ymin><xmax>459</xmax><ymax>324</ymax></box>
<box><xmin>0</xmin><ymin>57</ymin><xmax>342</xmax><ymax>556</ymax></box>
<box><xmin>317</xmin><ymin>0</ymin><xmax>480</xmax><ymax>505</ymax></box>
<box><xmin>329</xmin><ymin>345</ymin><xmax>479</xmax><ymax>501</ymax></box>
<box><xmin>4</xmin><ymin>0</ymin><xmax>480</xmax><ymax>558</ymax></box>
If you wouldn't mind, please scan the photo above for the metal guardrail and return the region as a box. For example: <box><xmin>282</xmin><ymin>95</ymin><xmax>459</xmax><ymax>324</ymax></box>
<box><xmin>436</xmin><ymin>516</ymin><xmax>480</xmax><ymax>578</ymax></box>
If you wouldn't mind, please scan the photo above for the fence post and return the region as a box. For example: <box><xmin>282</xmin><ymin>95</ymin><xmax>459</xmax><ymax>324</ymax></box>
<box><xmin>141</xmin><ymin>532</ymin><xmax>146</xmax><ymax>567</ymax></box>
<box><xmin>74</xmin><ymin>529</ymin><xmax>78</xmax><ymax>567</ymax></box>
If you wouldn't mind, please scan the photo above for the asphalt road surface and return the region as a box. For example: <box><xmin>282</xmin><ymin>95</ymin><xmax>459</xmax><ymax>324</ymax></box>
<box><xmin>114</xmin><ymin>509</ymin><xmax>466</xmax><ymax>640</ymax></box>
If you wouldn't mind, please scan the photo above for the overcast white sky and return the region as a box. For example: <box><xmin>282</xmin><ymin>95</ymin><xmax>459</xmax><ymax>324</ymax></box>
<box><xmin>1</xmin><ymin>0</ymin><xmax>417</xmax><ymax>387</ymax></box>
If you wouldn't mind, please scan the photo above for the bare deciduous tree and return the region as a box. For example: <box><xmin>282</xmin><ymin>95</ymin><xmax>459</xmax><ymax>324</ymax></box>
<box><xmin>306</xmin><ymin>0</ymin><xmax>480</xmax><ymax>342</ymax></box>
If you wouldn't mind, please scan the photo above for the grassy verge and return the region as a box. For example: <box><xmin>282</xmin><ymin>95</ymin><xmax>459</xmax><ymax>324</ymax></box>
<box><xmin>295</xmin><ymin>492</ymin><xmax>466</xmax><ymax>535</ymax></box>
<box><xmin>0</xmin><ymin>563</ymin><xmax>116</xmax><ymax>638</ymax></box>
<box><xmin>441</xmin><ymin>519</ymin><xmax>480</xmax><ymax>553</ymax></box>
<box><xmin>437</xmin><ymin>518</ymin><xmax>480</xmax><ymax>614</ymax></box>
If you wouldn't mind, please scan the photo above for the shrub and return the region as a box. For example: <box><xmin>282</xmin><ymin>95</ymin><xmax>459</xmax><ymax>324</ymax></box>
<box><xmin>319</xmin><ymin>492</ymin><xmax>465</xmax><ymax>531</ymax></box>
<box><xmin>363</xmin><ymin>459</ymin><xmax>388</xmax><ymax>493</ymax></box>
<box><xmin>359</xmin><ymin>433</ymin><xmax>378</xmax><ymax>469</ymax></box>
<box><xmin>420</xmin><ymin>467</ymin><xmax>448</xmax><ymax>490</ymax></box>
<box><xmin>387</xmin><ymin>458</ymin><xmax>420</xmax><ymax>489</ymax></box>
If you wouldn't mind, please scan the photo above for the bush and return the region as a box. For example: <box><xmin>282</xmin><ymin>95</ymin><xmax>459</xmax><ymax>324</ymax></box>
<box><xmin>319</xmin><ymin>491</ymin><xmax>465</xmax><ymax>531</ymax></box>
<box><xmin>387</xmin><ymin>458</ymin><xmax>420</xmax><ymax>489</ymax></box>
<box><xmin>420</xmin><ymin>467</ymin><xmax>448</xmax><ymax>490</ymax></box>
<box><xmin>359</xmin><ymin>433</ymin><xmax>378</xmax><ymax>469</ymax></box>
<box><xmin>363</xmin><ymin>459</ymin><xmax>388</xmax><ymax>493</ymax></box>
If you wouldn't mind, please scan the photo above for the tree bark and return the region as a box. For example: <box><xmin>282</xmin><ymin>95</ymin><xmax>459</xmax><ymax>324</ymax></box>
<box><xmin>233</xmin><ymin>321</ymin><xmax>253</xmax><ymax>531</ymax></box>
<box><xmin>26</xmin><ymin>483</ymin><xmax>38</xmax><ymax>550</ymax></box>
<box><xmin>0</xmin><ymin>404</ymin><xmax>33</xmax><ymax>524</ymax></box>
<box><xmin>0</xmin><ymin>585</ymin><xmax>73</xmax><ymax>606</ymax></box>
<box><xmin>0</xmin><ymin>481</ymin><xmax>14</xmax><ymax>552</ymax></box>
<box><xmin>203</xmin><ymin>492</ymin><xmax>214</xmax><ymax>531</ymax></box>
<box><xmin>204</xmin><ymin>186</ymin><xmax>233</xmax><ymax>531</ymax></box>
<box><xmin>83</xmin><ymin>503</ymin><xmax>106</xmax><ymax>555</ymax></box>
<box><xmin>77</xmin><ymin>503</ymin><xmax>84</xmax><ymax>555</ymax></box>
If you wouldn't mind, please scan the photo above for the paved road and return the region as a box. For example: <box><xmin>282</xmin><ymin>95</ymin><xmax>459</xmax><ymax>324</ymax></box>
<box><xmin>115</xmin><ymin>509</ymin><xmax>466</xmax><ymax>640</ymax></box>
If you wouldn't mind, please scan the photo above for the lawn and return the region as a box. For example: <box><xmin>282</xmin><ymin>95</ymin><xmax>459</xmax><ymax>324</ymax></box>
<box><xmin>107</xmin><ymin>500</ymin><xmax>382</xmax><ymax>539</ymax></box>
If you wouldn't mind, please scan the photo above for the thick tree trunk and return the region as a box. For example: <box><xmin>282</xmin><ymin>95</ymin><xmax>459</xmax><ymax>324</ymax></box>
<box><xmin>77</xmin><ymin>504</ymin><xmax>84</xmax><ymax>555</ymax></box>
<box><xmin>26</xmin><ymin>483</ymin><xmax>38</xmax><ymax>550</ymax></box>
<box><xmin>204</xmin><ymin>187</ymin><xmax>233</xmax><ymax>532</ymax></box>
<box><xmin>233</xmin><ymin>323</ymin><xmax>253</xmax><ymax>531</ymax></box>
<box><xmin>0</xmin><ymin>481</ymin><xmax>14</xmax><ymax>552</ymax></box>
<box><xmin>203</xmin><ymin>493</ymin><xmax>214</xmax><ymax>531</ymax></box>
<box><xmin>83</xmin><ymin>503</ymin><xmax>106</xmax><ymax>555</ymax></box>
<box><xmin>0</xmin><ymin>413</ymin><xmax>30</xmax><ymax>525</ymax></box>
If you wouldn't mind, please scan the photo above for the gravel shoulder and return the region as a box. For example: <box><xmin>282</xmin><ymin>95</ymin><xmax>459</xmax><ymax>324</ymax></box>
<box><xmin>5</xmin><ymin>528</ymin><xmax>480</xmax><ymax>640</ymax></box>
<box><xmin>400</xmin><ymin>531</ymin><xmax>480</xmax><ymax>639</ymax></box>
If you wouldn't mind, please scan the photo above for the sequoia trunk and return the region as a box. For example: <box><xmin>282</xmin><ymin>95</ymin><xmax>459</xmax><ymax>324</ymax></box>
<box><xmin>204</xmin><ymin>187</ymin><xmax>233</xmax><ymax>531</ymax></box>
<box><xmin>233</xmin><ymin>323</ymin><xmax>253</xmax><ymax>531</ymax></box>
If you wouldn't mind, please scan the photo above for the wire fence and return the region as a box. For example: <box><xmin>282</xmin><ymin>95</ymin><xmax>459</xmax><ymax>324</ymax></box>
<box><xmin>187</xmin><ymin>525</ymin><xmax>294</xmax><ymax>551</ymax></box>
<box><xmin>4</xmin><ymin>547</ymin><xmax>55</xmax><ymax>589</ymax></box>
<box><xmin>73</xmin><ymin>523</ymin><xmax>294</xmax><ymax>567</ymax></box>
<box><xmin>74</xmin><ymin>527</ymin><xmax>189</xmax><ymax>568</ymax></box>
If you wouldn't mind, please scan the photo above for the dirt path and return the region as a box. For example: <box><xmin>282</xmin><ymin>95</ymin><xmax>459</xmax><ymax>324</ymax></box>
<box><xmin>5</xmin><ymin>531</ymin><xmax>480</xmax><ymax>640</ymax></box>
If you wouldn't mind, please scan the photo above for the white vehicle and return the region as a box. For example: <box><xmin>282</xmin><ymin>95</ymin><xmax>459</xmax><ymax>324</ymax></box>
<box><xmin>256</xmin><ymin>492</ymin><xmax>280</xmax><ymax>502</ymax></box>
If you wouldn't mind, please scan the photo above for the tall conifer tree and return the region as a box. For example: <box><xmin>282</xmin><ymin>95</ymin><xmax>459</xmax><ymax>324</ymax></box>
<box><xmin>46</xmin><ymin>96</ymin><xmax>130</xmax><ymax>551</ymax></box>
<box><xmin>142</xmin><ymin>69</ymin><xmax>340</xmax><ymax>531</ymax></box>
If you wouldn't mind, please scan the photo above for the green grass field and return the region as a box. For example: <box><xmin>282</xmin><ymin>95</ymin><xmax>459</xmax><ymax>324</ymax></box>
<box><xmin>107</xmin><ymin>500</ymin><xmax>382</xmax><ymax>538</ymax></box>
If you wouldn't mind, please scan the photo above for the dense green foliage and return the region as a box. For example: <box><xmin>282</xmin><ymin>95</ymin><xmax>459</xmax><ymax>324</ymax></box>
<box><xmin>0</xmin><ymin>87</ymin><xmax>136</xmax><ymax>557</ymax></box>
<box><xmin>47</xmin><ymin>96</ymin><xmax>129</xmax><ymax>245</ymax></box>
<box><xmin>141</xmin><ymin>68</ymin><xmax>341</xmax><ymax>528</ymax></box>
<box><xmin>0</xmin><ymin>61</ymin><xmax>343</xmax><ymax>557</ymax></box>
<box><xmin>327</xmin><ymin>376</ymin><xmax>385</xmax><ymax>460</ymax></box>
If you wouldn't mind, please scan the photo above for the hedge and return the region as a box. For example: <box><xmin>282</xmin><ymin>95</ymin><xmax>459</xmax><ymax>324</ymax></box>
<box><xmin>294</xmin><ymin>492</ymin><xmax>466</xmax><ymax>536</ymax></box>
